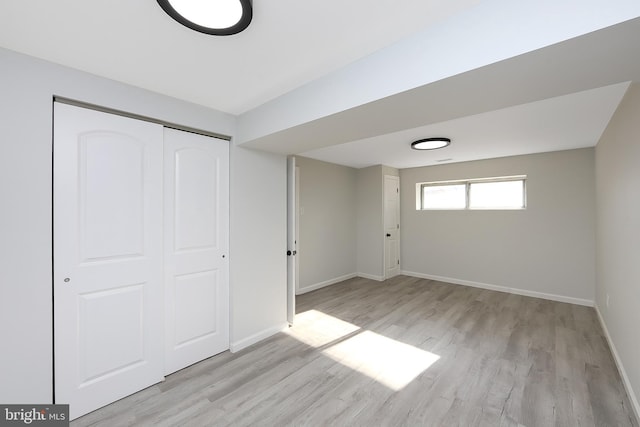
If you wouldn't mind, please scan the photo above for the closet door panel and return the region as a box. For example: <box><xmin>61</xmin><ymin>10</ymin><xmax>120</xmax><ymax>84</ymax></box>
<box><xmin>164</xmin><ymin>128</ymin><xmax>229</xmax><ymax>375</ymax></box>
<box><xmin>54</xmin><ymin>103</ymin><xmax>164</xmax><ymax>420</ymax></box>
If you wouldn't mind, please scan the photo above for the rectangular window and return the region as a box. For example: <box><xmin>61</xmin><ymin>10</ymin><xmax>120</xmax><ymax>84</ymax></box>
<box><xmin>417</xmin><ymin>176</ymin><xmax>526</xmax><ymax>210</ymax></box>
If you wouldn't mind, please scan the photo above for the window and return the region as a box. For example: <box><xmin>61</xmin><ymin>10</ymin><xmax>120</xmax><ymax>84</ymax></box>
<box><xmin>421</xmin><ymin>184</ymin><xmax>466</xmax><ymax>209</ymax></box>
<box><xmin>417</xmin><ymin>176</ymin><xmax>526</xmax><ymax>210</ymax></box>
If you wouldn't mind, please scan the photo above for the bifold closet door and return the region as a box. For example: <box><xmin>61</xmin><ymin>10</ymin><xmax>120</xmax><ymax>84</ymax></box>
<box><xmin>54</xmin><ymin>103</ymin><xmax>164</xmax><ymax>420</ymax></box>
<box><xmin>163</xmin><ymin>128</ymin><xmax>229</xmax><ymax>375</ymax></box>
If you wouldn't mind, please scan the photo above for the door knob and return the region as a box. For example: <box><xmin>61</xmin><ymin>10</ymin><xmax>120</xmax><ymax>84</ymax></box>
<box><xmin>287</xmin><ymin>250</ymin><xmax>292</xmax><ymax>256</ymax></box>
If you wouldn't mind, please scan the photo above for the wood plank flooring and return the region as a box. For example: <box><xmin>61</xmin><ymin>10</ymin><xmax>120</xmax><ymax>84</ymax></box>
<box><xmin>72</xmin><ymin>276</ymin><xmax>638</xmax><ymax>427</ymax></box>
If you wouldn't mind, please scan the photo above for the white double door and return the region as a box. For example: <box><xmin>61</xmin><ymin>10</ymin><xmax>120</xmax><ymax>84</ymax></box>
<box><xmin>53</xmin><ymin>103</ymin><xmax>229</xmax><ymax>420</ymax></box>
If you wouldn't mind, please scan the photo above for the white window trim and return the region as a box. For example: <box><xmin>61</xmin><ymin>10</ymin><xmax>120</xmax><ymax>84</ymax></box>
<box><xmin>416</xmin><ymin>175</ymin><xmax>527</xmax><ymax>211</ymax></box>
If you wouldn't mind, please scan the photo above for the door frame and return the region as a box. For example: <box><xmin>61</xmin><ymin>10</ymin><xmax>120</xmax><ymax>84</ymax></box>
<box><xmin>286</xmin><ymin>157</ymin><xmax>298</xmax><ymax>325</ymax></box>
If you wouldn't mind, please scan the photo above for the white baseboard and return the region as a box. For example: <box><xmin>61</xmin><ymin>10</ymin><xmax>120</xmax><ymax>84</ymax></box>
<box><xmin>296</xmin><ymin>273</ymin><xmax>357</xmax><ymax>295</ymax></box>
<box><xmin>400</xmin><ymin>270</ymin><xmax>594</xmax><ymax>307</ymax></box>
<box><xmin>230</xmin><ymin>323</ymin><xmax>289</xmax><ymax>353</ymax></box>
<box><xmin>595</xmin><ymin>305</ymin><xmax>640</xmax><ymax>423</ymax></box>
<box><xmin>357</xmin><ymin>272</ymin><xmax>385</xmax><ymax>281</ymax></box>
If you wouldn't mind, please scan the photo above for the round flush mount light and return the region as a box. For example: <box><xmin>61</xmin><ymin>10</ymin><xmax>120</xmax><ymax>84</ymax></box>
<box><xmin>411</xmin><ymin>137</ymin><xmax>451</xmax><ymax>150</ymax></box>
<box><xmin>157</xmin><ymin>0</ymin><xmax>253</xmax><ymax>36</ymax></box>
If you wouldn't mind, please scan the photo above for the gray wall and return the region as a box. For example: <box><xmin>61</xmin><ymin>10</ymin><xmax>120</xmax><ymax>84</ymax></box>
<box><xmin>0</xmin><ymin>47</ymin><xmax>286</xmax><ymax>403</ymax></box>
<box><xmin>400</xmin><ymin>148</ymin><xmax>596</xmax><ymax>304</ymax></box>
<box><xmin>296</xmin><ymin>157</ymin><xmax>357</xmax><ymax>293</ymax></box>
<box><xmin>356</xmin><ymin>166</ymin><xmax>384</xmax><ymax>279</ymax></box>
<box><xmin>382</xmin><ymin>165</ymin><xmax>400</xmax><ymax>178</ymax></box>
<box><xmin>595</xmin><ymin>83</ymin><xmax>640</xmax><ymax>415</ymax></box>
<box><xmin>295</xmin><ymin>160</ymin><xmax>400</xmax><ymax>290</ymax></box>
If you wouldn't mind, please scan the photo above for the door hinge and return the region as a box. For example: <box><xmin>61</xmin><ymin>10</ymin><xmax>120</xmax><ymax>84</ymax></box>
<box><xmin>397</xmin><ymin>260</ymin><xmax>400</xmax><ymax>265</ymax></box>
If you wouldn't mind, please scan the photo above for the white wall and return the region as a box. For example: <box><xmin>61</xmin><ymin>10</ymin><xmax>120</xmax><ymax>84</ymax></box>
<box><xmin>0</xmin><ymin>47</ymin><xmax>286</xmax><ymax>403</ymax></box>
<box><xmin>595</xmin><ymin>83</ymin><xmax>640</xmax><ymax>418</ymax></box>
<box><xmin>400</xmin><ymin>149</ymin><xmax>596</xmax><ymax>304</ymax></box>
<box><xmin>296</xmin><ymin>157</ymin><xmax>357</xmax><ymax>293</ymax></box>
<box><xmin>230</xmin><ymin>146</ymin><xmax>287</xmax><ymax>350</ymax></box>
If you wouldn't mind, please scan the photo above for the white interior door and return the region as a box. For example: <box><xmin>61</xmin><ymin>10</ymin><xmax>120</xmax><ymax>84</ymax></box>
<box><xmin>384</xmin><ymin>175</ymin><xmax>400</xmax><ymax>279</ymax></box>
<box><xmin>164</xmin><ymin>128</ymin><xmax>229</xmax><ymax>375</ymax></box>
<box><xmin>54</xmin><ymin>103</ymin><xmax>164</xmax><ymax>420</ymax></box>
<box><xmin>286</xmin><ymin>156</ymin><xmax>297</xmax><ymax>325</ymax></box>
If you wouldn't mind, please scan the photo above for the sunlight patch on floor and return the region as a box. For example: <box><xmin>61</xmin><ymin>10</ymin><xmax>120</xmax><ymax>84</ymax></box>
<box><xmin>288</xmin><ymin>310</ymin><xmax>440</xmax><ymax>391</ymax></box>
<box><xmin>285</xmin><ymin>309</ymin><xmax>361</xmax><ymax>347</ymax></box>
<box><xmin>322</xmin><ymin>330</ymin><xmax>440</xmax><ymax>390</ymax></box>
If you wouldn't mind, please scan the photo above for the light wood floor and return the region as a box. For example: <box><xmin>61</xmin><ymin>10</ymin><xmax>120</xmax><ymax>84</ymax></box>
<box><xmin>73</xmin><ymin>276</ymin><xmax>638</xmax><ymax>427</ymax></box>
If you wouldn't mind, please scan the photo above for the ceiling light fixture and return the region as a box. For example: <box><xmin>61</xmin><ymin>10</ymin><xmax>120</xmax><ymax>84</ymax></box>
<box><xmin>157</xmin><ymin>0</ymin><xmax>253</xmax><ymax>36</ymax></box>
<box><xmin>411</xmin><ymin>137</ymin><xmax>451</xmax><ymax>150</ymax></box>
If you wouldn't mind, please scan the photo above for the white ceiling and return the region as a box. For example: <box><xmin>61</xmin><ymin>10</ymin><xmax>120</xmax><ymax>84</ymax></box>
<box><xmin>301</xmin><ymin>83</ymin><xmax>630</xmax><ymax>169</ymax></box>
<box><xmin>1</xmin><ymin>1</ymin><xmax>639</xmax><ymax>169</ymax></box>
<box><xmin>0</xmin><ymin>0</ymin><xmax>481</xmax><ymax>114</ymax></box>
